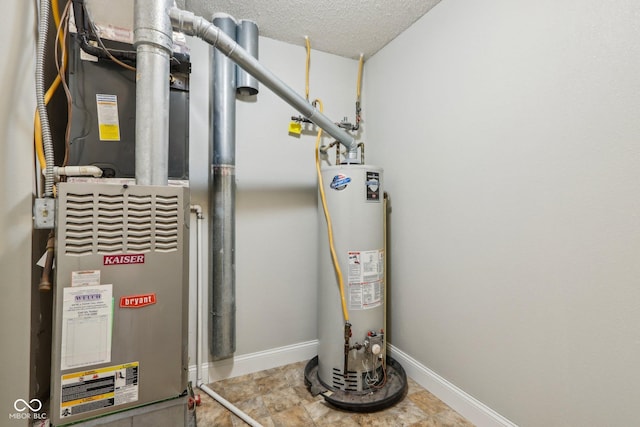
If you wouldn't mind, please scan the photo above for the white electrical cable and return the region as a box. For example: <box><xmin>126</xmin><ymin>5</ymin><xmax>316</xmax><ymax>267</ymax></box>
<box><xmin>190</xmin><ymin>205</ymin><xmax>263</xmax><ymax>427</ymax></box>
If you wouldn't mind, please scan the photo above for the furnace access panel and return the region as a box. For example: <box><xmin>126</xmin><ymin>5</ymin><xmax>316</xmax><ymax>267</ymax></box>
<box><xmin>50</xmin><ymin>182</ymin><xmax>189</xmax><ymax>426</ymax></box>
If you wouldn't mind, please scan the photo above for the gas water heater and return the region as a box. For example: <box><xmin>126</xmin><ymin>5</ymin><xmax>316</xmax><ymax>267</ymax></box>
<box><xmin>305</xmin><ymin>162</ymin><xmax>407</xmax><ymax>411</ymax></box>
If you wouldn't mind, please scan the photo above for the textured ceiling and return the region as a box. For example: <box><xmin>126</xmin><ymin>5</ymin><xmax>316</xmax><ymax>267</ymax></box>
<box><xmin>178</xmin><ymin>0</ymin><xmax>442</xmax><ymax>59</ymax></box>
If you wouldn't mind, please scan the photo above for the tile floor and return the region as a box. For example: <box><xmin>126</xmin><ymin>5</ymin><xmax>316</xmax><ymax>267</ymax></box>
<box><xmin>194</xmin><ymin>360</ymin><xmax>474</xmax><ymax>427</ymax></box>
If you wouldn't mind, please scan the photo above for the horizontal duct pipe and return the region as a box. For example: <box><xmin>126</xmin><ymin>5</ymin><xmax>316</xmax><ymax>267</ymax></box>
<box><xmin>168</xmin><ymin>8</ymin><xmax>357</xmax><ymax>153</ymax></box>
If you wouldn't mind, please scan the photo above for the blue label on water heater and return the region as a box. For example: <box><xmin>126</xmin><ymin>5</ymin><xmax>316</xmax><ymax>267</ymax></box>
<box><xmin>330</xmin><ymin>174</ymin><xmax>351</xmax><ymax>191</ymax></box>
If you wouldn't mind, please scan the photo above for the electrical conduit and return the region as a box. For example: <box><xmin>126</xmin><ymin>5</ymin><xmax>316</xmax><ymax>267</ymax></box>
<box><xmin>34</xmin><ymin>0</ymin><xmax>66</xmax><ymax>171</ymax></box>
<box><xmin>36</xmin><ymin>0</ymin><xmax>54</xmax><ymax>197</ymax></box>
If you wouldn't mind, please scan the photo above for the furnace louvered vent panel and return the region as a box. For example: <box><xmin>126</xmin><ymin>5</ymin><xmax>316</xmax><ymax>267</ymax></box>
<box><xmin>97</xmin><ymin>193</ymin><xmax>125</xmax><ymax>253</ymax></box>
<box><xmin>61</xmin><ymin>187</ymin><xmax>181</xmax><ymax>256</ymax></box>
<box><xmin>64</xmin><ymin>193</ymin><xmax>95</xmax><ymax>256</ymax></box>
<box><xmin>127</xmin><ymin>194</ymin><xmax>153</xmax><ymax>252</ymax></box>
<box><xmin>154</xmin><ymin>195</ymin><xmax>179</xmax><ymax>252</ymax></box>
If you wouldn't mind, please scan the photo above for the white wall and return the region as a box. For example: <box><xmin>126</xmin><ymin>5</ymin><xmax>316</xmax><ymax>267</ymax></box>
<box><xmin>0</xmin><ymin>2</ymin><xmax>35</xmax><ymax>425</ymax></box>
<box><xmin>364</xmin><ymin>0</ymin><xmax>640</xmax><ymax>425</ymax></box>
<box><xmin>187</xmin><ymin>36</ymin><xmax>359</xmax><ymax>373</ymax></box>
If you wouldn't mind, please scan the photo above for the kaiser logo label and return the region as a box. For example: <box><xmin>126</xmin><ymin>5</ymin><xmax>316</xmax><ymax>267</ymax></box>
<box><xmin>103</xmin><ymin>254</ymin><xmax>145</xmax><ymax>266</ymax></box>
<box><xmin>120</xmin><ymin>293</ymin><xmax>157</xmax><ymax>308</ymax></box>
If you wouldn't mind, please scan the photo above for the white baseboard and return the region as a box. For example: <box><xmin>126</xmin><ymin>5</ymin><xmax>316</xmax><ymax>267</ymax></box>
<box><xmin>189</xmin><ymin>341</ymin><xmax>516</xmax><ymax>427</ymax></box>
<box><xmin>189</xmin><ymin>340</ymin><xmax>319</xmax><ymax>384</ymax></box>
<box><xmin>388</xmin><ymin>344</ymin><xmax>517</xmax><ymax>427</ymax></box>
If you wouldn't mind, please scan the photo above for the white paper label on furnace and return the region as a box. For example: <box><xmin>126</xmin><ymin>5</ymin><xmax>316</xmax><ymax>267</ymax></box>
<box><xmin>71</xmin><ymin>270</ymin><xmax>101</xmax><ymax>287</ymax></box>
<box><xmin>96</xmin><ymin>94</ymin><xmax>121</xmax><ymax>141</ymax></box>
<box><xmin>347</xmin><ymin>249</ymin><xmax>384</xmax><ymax>310</ymax></box>
<box><xmin>61</xmin><ymin>285</ymin><xmax>113</xmax><ymax>370</ymax></box>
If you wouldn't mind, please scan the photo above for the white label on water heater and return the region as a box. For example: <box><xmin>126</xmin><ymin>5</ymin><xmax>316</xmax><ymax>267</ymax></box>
<box><xmin>347</xmin><ymin>250</ymin><xmax>384</xmax><ymax>310</ymax></box>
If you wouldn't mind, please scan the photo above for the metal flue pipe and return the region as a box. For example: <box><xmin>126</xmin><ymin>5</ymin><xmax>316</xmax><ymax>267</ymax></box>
<box><xmin>210</xmin><ymin>14</ymin><xmax>237</xmax><ymax>361</ymax></box>
<box><xmin>236</xmin><ymin>20</ymin><xmax>260</xmax><ymax>96</ymax></box>
<box><xmin>168</xmin><ymin>7</ymin><xmax>358</xmax><ymax>154</ymax></box>
<box><xmin>134</xmin><ymin>0</ymin><xmax>173</xmax><ymax>185</ymax></box>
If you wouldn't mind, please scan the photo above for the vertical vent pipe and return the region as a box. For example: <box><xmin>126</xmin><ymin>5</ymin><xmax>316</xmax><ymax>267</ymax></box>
<box><xmin>236</xmin><ymin>20</ymin><xmax>259</xmax><ymax>96</ymax></box>
<box><xmin>134</xmin><ymin>0</ymin><xmax>173</xmax><ymax>186</ymax></box>
<box><xmin>210</xmin><ymin>14</ymin><xmax>238</xmax><ymax>360</ymax></box>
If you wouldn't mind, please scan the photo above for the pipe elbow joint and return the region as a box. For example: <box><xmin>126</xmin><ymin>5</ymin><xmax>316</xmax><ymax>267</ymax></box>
<box><xmin>170</xmin><ymin>8</ymin><xmax>220</xmax><ymax>47</ymax></box>
<box><xmin>169</xmin><ymin>8</ymin><xmax>196</xmax><ymax>36</ymax></box>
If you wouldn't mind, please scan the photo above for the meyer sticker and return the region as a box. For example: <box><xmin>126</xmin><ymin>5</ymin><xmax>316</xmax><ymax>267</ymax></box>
<box><xmin>330</xmin><ymin>174</ymin><xmax>351</xmax><ymax>191</ymax></box>
<box><xmin>120</xmin><ymin>293</ymin><xmax>157</xmax><ymax>308</ymax></box>
<box><xmin>103</xmin><ymin>254</ymin><xmax>145</xmax><ymax>266</ymax></box>
<box><xmin>60</xmin><ymin>362</ymin><xmax>139</xmax><ymax>418</ymax></box>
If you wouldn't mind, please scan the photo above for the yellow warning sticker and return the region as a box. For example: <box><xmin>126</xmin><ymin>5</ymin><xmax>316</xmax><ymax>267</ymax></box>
<box><xmin>98</xmin><ymin>124</ymin><xmax>120</xmax><ymax>141</ymax></box>
<box><xmin>96</xmin><ymin>94</ymin><xmax>121</xmax><ymax>141</ymax></box>
<box><xmin>288</xmin><ymin>121</ymin><xmax>302</xmax><ymax>135</ymax></box>
<box><xmin>60</xmin><ymin>361</ymin><xmax>139</xmax><ymax>419</ymax></box>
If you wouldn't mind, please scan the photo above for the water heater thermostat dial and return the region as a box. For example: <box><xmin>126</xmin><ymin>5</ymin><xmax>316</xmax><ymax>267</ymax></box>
<box><xmin>371</xmin><ymin>343</ymin><xmax>382</xmax><ymax>355</ymax></box>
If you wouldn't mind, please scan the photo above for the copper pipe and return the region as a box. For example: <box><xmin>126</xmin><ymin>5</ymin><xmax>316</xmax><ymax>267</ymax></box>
<box><xmin>39</xmin><ymin>232</ymin><xmax>55</xmax><ymax>292</ymax></box>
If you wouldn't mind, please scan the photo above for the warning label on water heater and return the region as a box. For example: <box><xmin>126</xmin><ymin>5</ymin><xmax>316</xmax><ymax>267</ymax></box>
<box><xmin>347</xmin><ymin>250</ymin><xmax>384</xmax><ymax>310</ymax></box>
<box><xmin>60</xmin><ymin>362</ymin><xmax>139</xmax><ymax>419</ymax></box>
